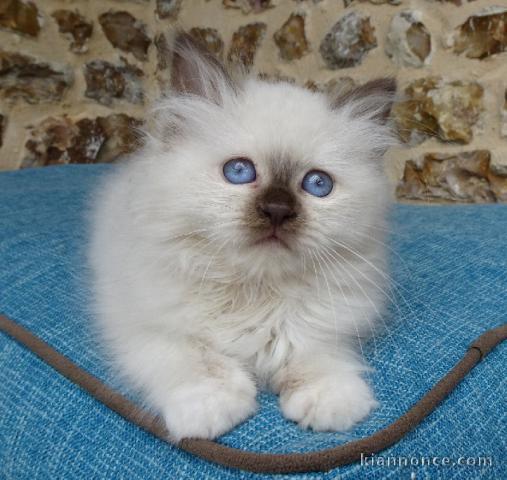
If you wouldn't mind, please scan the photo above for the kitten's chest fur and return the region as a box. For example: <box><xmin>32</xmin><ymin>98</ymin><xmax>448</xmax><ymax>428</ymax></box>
<box><xmin>193</xmin><ymin>276</ymin><xmax>324</xmax><ymax>383</ymax></box>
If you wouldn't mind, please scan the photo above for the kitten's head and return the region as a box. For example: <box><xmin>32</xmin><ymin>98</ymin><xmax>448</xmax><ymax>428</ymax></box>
<box><xmin>139</xmin><ymin>33</ymin><xmax>397</xmax><ymax>281</ymax></box>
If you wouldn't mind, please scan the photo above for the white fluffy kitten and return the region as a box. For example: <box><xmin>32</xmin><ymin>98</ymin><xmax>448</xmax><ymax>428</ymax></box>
<box><xmin>90</xmin><ymin>33</ymin><xmax>396</xmax><ymax>442</ymax></box>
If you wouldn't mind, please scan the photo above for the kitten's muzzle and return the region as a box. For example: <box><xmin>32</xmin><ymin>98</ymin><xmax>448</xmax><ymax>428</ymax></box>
<box><xmin>257</xmin><ymin>188</ymin><xmax>297</xmax><ymax>228</ymax></box>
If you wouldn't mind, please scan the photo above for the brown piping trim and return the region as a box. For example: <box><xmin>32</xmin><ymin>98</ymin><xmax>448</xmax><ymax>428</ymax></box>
<box><xmin>1</xmin><ymin>313</ymin><xmax>505</xmax><ymax>474</ymax></box>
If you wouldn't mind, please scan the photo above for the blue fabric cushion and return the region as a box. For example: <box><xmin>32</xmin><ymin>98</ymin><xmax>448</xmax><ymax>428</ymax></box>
<box><xmin>0</xmin><ymin>164</ymin><xmax>505</xmax><ymax>479</ymax></box>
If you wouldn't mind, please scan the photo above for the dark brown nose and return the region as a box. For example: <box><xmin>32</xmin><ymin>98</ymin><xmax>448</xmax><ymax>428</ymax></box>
<box><xmin>257</xmin><ymin>188</ymin><xmax>297</xmax><ymax>227</ymax></box>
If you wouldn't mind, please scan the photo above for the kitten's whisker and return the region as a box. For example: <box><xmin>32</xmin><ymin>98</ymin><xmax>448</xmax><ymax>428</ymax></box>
<box><xmin>320</xmin><ymin>233</ymin><xmax>407</xmax><ymax>319</ymax></box>
<box><xmin>313</xmin><ymin>250</ymin><xmax>341</xmax><ymax>353</ymax></box>
<box><xmin>336</xmin><ymin>238</ymin><xmax>420</xmax><ymax>325</ymax></box>
<box><xmin>318</xmin><ymin>217</ymin><xmax>395</xmax><ymax>235</ymax></box>
<box><xmin>323</xmin><ymin>234</ymin><xmax>403</xmax><ymax>295</ymax></box>
<box><xmin>307</xmin><ymin>249</ymin><xmax>322</xmax><ymax>303</ymax></box>
<box><xmin>343</xmin><ymin>226</ymin><xmax>413</xmax><ymax>279</ymax></box>
<box><xmin>199</xmin><ymin>237</ymin><xmax>230</xmax><ymax>292</ymax></box>
<box><xmin>319</xmin><ymin>247</ymin><xmax>379</xmax><ymax>356</ymax></box>
<box><xmin>315</xmin><ymin>248</ymin><xmax>369</xmax><ymax>362</ymax></box>
<box><xmin>161</xmin><ymin>228</ymin><xmax>212</xmax><ymax>243</ymax></box>
<box><xmin>325</xmin><ymin>235</ymin><xmax>421</xmax><ymax>331</ymax></box>
<box><xmin>320</xmin><ymin>247</ymin><xmax>409</xmax><ymax>405</ymax></box>
<box><xmin>337</xmin><ymin>228</ymin><xmax>425</xmax><ymax>330</ymax></box>
<box><xmin>161</xmin><ymin>219</ymin><xmax>246</xmax><ymax>246</ymax></box>
<box><xmin>336</xmin><ymin>262</ymin><xmax>397</xmax><ymax>358</ymax></box>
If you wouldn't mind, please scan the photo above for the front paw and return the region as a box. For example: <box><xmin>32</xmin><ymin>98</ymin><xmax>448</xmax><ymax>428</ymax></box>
<box><xmin>280</xmin><ymin>373</ymin><xmax>377</xmax><ymax>432</ymax></box>
<box><xmin>162</xmin><ymin>370</ymin><xmax>257</xmax><ymax>442</ymax></box>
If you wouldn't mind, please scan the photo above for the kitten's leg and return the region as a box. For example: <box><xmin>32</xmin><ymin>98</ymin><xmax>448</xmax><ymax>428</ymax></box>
<box><xmin>118</xmin><ymin>333</ymin><xmax>257</xmax><ymax>441</ymax></box>
<box><xmin>273</xmin><ymin>350</ymin><xmax>377</xmax><ymax>432</ymax></box>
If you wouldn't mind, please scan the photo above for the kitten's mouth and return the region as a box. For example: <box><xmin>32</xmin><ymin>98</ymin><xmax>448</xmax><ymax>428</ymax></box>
<box><xmin>254</xmin><ymin>230</ymin><xmax>290</xmax><ymax>250</ymax></box>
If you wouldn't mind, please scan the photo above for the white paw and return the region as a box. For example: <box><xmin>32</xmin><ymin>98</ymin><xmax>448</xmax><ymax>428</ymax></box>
<box><xmin>280</xmin><ymin>373</ymin><xmax>377</xmax><ymax>432</ymax></box>
<box><xmin>162</xmin><ymin>369</ymin><xmax>257</xmax><ymax>442</ymax></box>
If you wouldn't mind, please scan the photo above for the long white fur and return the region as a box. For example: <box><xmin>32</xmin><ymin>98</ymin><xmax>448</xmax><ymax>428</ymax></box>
<box><xmin>89</xmin><ymin>41</ymin><xmax>396</xmax><ymax>442</ymax></box>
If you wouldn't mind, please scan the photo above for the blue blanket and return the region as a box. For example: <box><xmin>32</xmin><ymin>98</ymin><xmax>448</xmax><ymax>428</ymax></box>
<box><xmin>0</xmin><ymin>165</ymin><xmax>505</xmax><ymax>479</ymax></box>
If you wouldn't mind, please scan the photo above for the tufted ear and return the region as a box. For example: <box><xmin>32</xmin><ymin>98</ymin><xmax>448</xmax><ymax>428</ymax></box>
<box><xmin>332</xmin><ymin>78</ymin><xmax>397</xmax><ymax>124</ymax></box>
<box><xmin>170</xmin><ymin>32</ymin><xmax>237</xmax><ymax>104</ymax></box>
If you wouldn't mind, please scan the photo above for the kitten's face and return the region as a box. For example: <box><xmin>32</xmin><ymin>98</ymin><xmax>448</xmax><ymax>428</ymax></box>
<box><xmin>142</xmin><ymin>35</ymin><xmax>395</xmax><ymax>280</ymax></box>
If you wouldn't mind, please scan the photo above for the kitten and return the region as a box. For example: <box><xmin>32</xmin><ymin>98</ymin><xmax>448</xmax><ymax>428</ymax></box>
<box><xmin>89</xmin><ymin>33</ymin><xmax>396</xmax><ymax>442</ymax></box>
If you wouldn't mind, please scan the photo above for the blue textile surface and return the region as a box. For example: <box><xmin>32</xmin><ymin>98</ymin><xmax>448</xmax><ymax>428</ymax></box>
<box><xmin>0</xmin><ymin>164</ymin><xmax>505</xmax><ymax>480</ymax></box>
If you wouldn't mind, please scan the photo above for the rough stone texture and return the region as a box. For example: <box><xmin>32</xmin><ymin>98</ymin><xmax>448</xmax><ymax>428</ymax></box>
<box><xmin>23</xmin><ymin>114</ymin><xmax>143</xmax><ymax>167</ymax></box>
<box><xmin>0</xmin><ymin>0</ymin><xmax>505</xmax><ymax>203</ymax></box>
<box><xmin>52</xmin><ymin>10</ymin><xmax>93</xmax><ymax>54</ymax></box>
<box><xmin>154</xmin><ymin>33</ymin><xmax>169</xmax><ymax>71</ymax></box>
<box><xmin>386</xmin><ymin>11</ymin><xmax>431</xmax><ymax>68</ymax></box>
<box><xmin>189</xmin><ymin>27</ymin><xmax>224</xmax><ymax>59</ymax></box>
<box><xmin>257</xmin><ymin>72</ymin><xmax>296</xmax><ymax>84</ymax></box>
<box><xmin>489</xmin><ymin>165</ymin><xmax>507</xmax><ymax>202</ymax></box>
<box><xmin>344</xmin><ymin>0</ymin><xmax>400</xmax><ymax>6</ymax></box>
<box><xmin>223</xmin><ymin>0</ymin><xmax>272</xmax><ymax>14</ymax></box>
<box><xmin>154</xmin><ymin>33</ymin><xmax>170</xmax><ymax>91</ymax></box>
<box><xmin>502</xmin><ymin>90</ymin><xmax>507</xmax><ymax>138</ymax></box>
<box><xmin>0</xmin><ymin>0</ymin><xmax>40</xmax><ymax>36</ymax></box>
<box><xmin>0</xmin><ymin>114</ymin><xmax>5</xmax><ymax>148</ymax></box>
<box><xmin>156</xmin><ymin>0</ymin><xmax>182</xmax><ymax>19</ymax></box>
<box><xmin>0</xmin><ymin>50</ymin><xmax>73</xmax><ymax>104</ymax></box>
<box><xmin>84</xmin><ymin>59</ymin><xmax>144</xmax><ymax>106</ymax></box>
<box><xmin>436</xmin><ymin>0</ymin><xmax>472</xmax><ymax>5</ymax></box>
<box><xmin>304</xmin><ymin>77</ymin><xmax>356</xmax><ymax>97</ymax></box>
<box><xmin>228</xmin><ymin>23</ymin><xmax>267</xmax><ymax>68</ymax></box>
<box><xmin>99</xmin><ymin>11</ymin><xmax>151</xmax><ymax>61</ymax></box>
<box><xmin>397</xmin><ymin>150</ymin><xmax>507</xmax><ymax>203</ymax></box>
<box><xmin>450</xmin><ymin>7</ymin><xmax>507</xmax><ymax>60</ymax></box>
<box><xmin>392</xmin><ymin>78</ymin><xmax>484</xmax><ymax>145</ymax></box>
<box><xmin>319</xmin><ymin>12</ymin><xmax>377</xmax><ymax>69</ymax></box>
<box><xmin>96</xmin><ymin>114</ymin><xmax>143</xmax><ymax>162</ymax></box>
<box><xmin>274</xmin><ymin>14</ymin><xmax>309</xmax><ymax>61</ymax></box>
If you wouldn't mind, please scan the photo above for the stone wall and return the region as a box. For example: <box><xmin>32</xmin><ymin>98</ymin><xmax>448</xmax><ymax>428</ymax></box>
<box><xmin>0</xmin><ymin>0</ymin><xmax>506</xmax><ymax>202</ymax></box>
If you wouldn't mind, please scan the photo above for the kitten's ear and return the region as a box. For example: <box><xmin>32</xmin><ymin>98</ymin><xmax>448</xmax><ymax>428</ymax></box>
<box><xmin>170</xmin><ymin>32</ymin><xmax>236</xmax><ymax>103</ymax></box>
<box><xmin>333</xmin><ymin>78</ymin><xmax>397</xmax><ymax>124</ymax></box>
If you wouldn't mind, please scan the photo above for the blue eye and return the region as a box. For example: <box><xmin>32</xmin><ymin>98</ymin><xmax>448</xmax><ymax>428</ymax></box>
<box><xmin>223</xmin><ymin>158</ymin><xmax>256</xmax><ymax>184</ymax></box>
<box><xmin>302</xmin><ymin>170</ymin><xmax>333</xmax><ymax>197</ymax></box>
